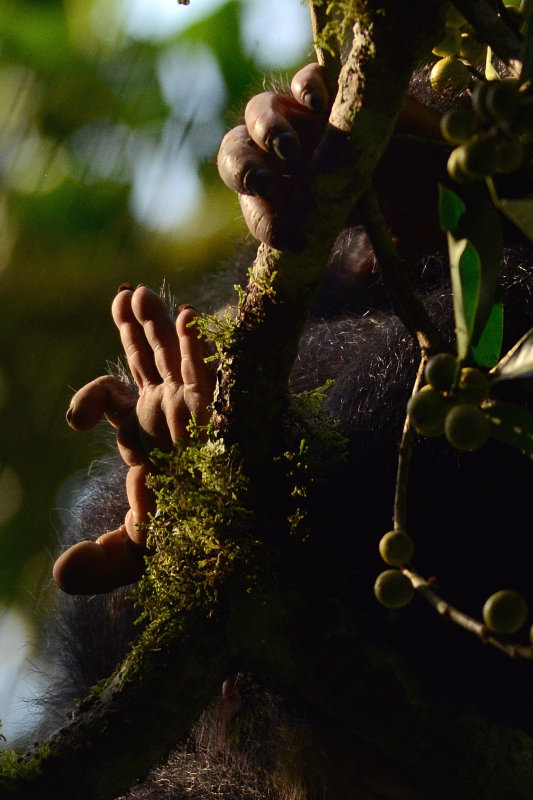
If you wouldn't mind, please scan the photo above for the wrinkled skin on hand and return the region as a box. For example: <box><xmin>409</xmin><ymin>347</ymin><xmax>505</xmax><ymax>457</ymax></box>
<box><xmin>217</xmin><ymin>62</ymin><xmax>445</xmax><ymax>256</ymax></box>
<box><xmin>53</xmin><ymin>285</ymin><xmax>215</xmax><ymax>594</ymax></box>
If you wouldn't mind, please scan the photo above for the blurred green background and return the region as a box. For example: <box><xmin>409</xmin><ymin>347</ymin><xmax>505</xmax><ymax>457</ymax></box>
<box><xmin>0</xmin><ymin>0</ymin><xmax>311</xmax><ymax>739</ymax></box>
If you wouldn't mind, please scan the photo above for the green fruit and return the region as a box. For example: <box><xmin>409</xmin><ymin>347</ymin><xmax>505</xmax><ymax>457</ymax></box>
<box><xmin>444</xmin><ymin>403</ymin><xmax>490</xmax><ymax>451</ymax></box>
<box><xmin>440</xmin><ymin>109</ymin><xmax>478</xmax><ymax>144</ymax></box>
<box><xmin>425</xmin><ymin>353</ymin><xmax>458</xmax><ymax>391</ymax></box>
<box><xmin>379</xmin><ymin>530</ymin><xmax>415</xmax><ymax>567</ymax></box>
<box><xmin>457</xmin><ymin>367</ymin><xmax>490</xmax><ymax>404</ymax></box>
<box><xmin>447</xmin><ymin>138</ymin><xmax>498</xmax><ymax>182</ymax></box>
<box><xmin>485</xmin><ymin>78</ymin><xmax>521</xmax><ymax>123</ymax></box>
<box><xmin>461</xmin><ymin>137</ymin><xmax>498</xmax><ymax>178</ymax></box>
<box><xmin>374</xmin><ymin>570</ymin><xmax>415</xmax><ymax>609</ymax></box>
<box><xmin>407</xmin><ymin>385</ymin><xmax>450</xmax><ymax>437</ymax></box>
<box><xmin>430</xmin><ymin>57</ymin><xmax>471</xmax><ymax>94</ymax></box>
<box><xmin>495</xmin><ymin>136</ymin><xmax>524</xmax><ymax>173</ymax></box>
<box><xmin>472</xmin><ymin>80</ymin><xmax>493</xmax><ymax>123</ymax></box>
<box><xmin>483</xmin><ymin>589</ymin><xmax>528</xmax><ymax>634</ymax></box>
<box><xmin>447</xmin><ymin>146</ymin><xmax>475</xmax><ymax>184</ymax></box>
<box><xmin>433</xmin><ymin>25</ymin><xmax>462</xmax><ymax>58</ymax></box>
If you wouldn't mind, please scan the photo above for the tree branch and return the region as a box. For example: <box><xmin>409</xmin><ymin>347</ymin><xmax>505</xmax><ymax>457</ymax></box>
<box><xmin>213</xmin><ymin>0</ymin><xmax>447</xmax><ymax>482</ymax></box>
<box><xmin>1</xmin><ymin>622</ymin><xmax>231</xmax><ymax>800</ymax></box>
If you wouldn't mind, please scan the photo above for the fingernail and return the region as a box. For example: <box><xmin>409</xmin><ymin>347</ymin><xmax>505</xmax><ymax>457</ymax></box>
<box><xmin>136</xmin><ymin>283</ymin><xmax>147</xmax><ymax>289</ymax></box>
<box><xmin>117</xmin><ymin>283</ymin><xmax>133</xmax><ymax>294</ymax></box>
<box><xmin>179</xmin><ymin>304</ymin><xmax>197</xmax><ymax>313</ymax></box>
<box><xmin>66</xmin><ymin>407</ymin><xmax>73</xmax><ymax>425</ymax></box>
<box><xmin>272</xmin><ymin>132</ymin><xmax>300</xmax><ymax>161</ymax></box>
<box><xmin>243</xmin><ymin>168</ymin><xmax>275</xmax><ymax>197</ymax></box>
<box><xmin>303</xmin><ymin>91</ymin><xmax>328</xmax><ymax>114</ymax></box>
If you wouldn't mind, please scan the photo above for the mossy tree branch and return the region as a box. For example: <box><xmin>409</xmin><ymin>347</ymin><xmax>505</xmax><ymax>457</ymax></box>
<box><xmin>1</xmin><ymin>621</ymin><xmax>231</xmax><ymax>800</ymax></box>
<box><xmin>213</xmin><ymin>0</ymin><xmax>447</xmax><ymax>485</ymax></box>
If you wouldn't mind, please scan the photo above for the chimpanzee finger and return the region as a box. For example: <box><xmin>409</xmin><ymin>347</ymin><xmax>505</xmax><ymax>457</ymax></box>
<box><xmin>66</xmin><ymin>375</ymin><xmax>137</xmax><ymax>431</ymax></box>
<box><xmin>238</xmin><ymin>192</ymin><xmax>307</xmax><ymax>252</ymax></box>
<box><xmin>116</xmin><ymin>409</ymin><xmax>149</xmax><ymax>468</ymax></box>
<box><xmin>112</xmin><ymin>286</ymin><xmax>162</xmax><ymax>388</ymax></box>
<box><xmin>290</xmin><ymin>63</ymin><xmax>330</xmax><ymax>113</ymax></box>
<box><xmin>244</xmin><ymin>92</ymin><xmax>319</xmax><ymax>159</ymax></box>
<box><xmin>53</xmin><ymin>524</ymin><xmax>146</xmax><ymax>595</ymax></box>
<box><xmin>217</xmin><ymin>125</ymin><xmax>277</xmax><ymax>198</ymax></box>
<box><xmin>130</xmin><ymin>285</ymin><xmax>182</xmax><ymax>384</ymax></box>
<box><xmin>176</xmin><ymin>305</ymin><xmax>215</xmax><ymax>426</ymax></box>
<box><xmin>124</xmin><ymin>464</ymin><xmax>155</xmax><ymax>547</ymax></box>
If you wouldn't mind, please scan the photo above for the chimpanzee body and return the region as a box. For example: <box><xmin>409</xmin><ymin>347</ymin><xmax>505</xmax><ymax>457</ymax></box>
<box><xmin>36</xmin><ymin>231</ymin><xmax>533</xmax><ymax>799</ymax></box>
<box><xmin>34</xmin><ymin>60</ymin><xmax>533</xmax><ymax>798</ymax></box>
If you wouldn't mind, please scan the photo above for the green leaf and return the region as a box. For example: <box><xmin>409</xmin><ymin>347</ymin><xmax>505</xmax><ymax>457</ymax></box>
<box><xmin>461</xmin><ymin>188</ymin><xmax>502</xmax><ymax>345</ymax></box>
<box><xmin>496</xmin><ymin>196</ymin><xmax>533</xmax><ymax>244</ymax></box>
<box><xmin>485</xmin><ymin>402</ymin><xmax>533</xmax><ymax>455</ymax></box>
<box><xmin>447</xmin><ymin>234</ymin><xmax>481</xmax><ymax>361</ymax></box>
<box><xmin>438</xmin><ymin>184</ymin><xmax>465</xmax><ymax>235</ymax></box>
<box><xmin>485</xmin><ymin>47</ymin><xmax>500</xmax><ymax>81</ymax></box>
<box><xmin>491</xmin><ymin>327</ymin><xmax>533</xmax><ymax>382</ymax></box>
<box><xmin>439</xmin><ymin>183</ymin><xmax>503</xmax><ymax>363</ymax></box>
<box><xmin>471</xmin><ymin>292</ymin><xmax>503</xmax><ymax>368</ymax></box>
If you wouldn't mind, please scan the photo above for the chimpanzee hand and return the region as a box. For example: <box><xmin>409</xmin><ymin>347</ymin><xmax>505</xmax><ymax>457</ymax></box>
<box><xmin>53</xmin><ymin>285</ymin><xmax>215</xmax><ymax>594</ymax></box>
<box><xmin>218</xmin><ymin>62</ymin><xmax>445</xmax><ymax>256</ymax></box>
<box><xmin>217</xmin><ymin>63</ymin><xmax>329</xmax><ymax>251</ymax></box>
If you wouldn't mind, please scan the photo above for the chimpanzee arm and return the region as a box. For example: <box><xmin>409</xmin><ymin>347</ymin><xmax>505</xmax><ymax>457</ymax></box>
<box><xmin>53</xmin><ymin>285</ymin><xmax>215</xmax><ymax>595</ymax></box>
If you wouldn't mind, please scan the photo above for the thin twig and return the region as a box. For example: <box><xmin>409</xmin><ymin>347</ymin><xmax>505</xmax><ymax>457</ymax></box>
<box><xmin>403</xmin><ymin>567</ymin><xmax>533</xmax><ymax>659</ymax></box>
<box><xmin>357</xmin><ymin>188</ymin><xmax>446</xmax><ymax>354</ymax></box>
<box><xmin>393</xmin><ymin>360</ymin><xmax>426</xmax><ymax>531</ymax></box>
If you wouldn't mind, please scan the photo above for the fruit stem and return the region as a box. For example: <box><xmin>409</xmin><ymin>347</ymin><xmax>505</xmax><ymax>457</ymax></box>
<box><xmin>393</xmin><ymin>359</ymin><xmax>426</xmax><ymax>532</ymax></box>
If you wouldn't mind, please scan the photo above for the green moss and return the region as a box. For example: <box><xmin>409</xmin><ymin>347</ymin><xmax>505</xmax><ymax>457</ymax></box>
<box><xmin>0</xmin><ymin>743</ymin><xmax>50</xmax><ymax>786</ymax></box>
<box><xmin>131</xmin><ymin>384</ymin><xmax>347</xmax><ymax>661</ymax></box>
<box><xmin>313</xmin><ymin>0</ymin><xmax>356</xmax><ymax>57</ymax></box>
<box><xmin>194</xmin><ymin>310</ymin><xmax>236</xmax><ymax>363</ymax></box>
<box><xmin>281</xmin><ymin>381</ymin><xmax>348</xmax><ymax>538</ymax></box>
<box><xmin>192</xmin><ymin>266</ymin><xmax>278</xmax><ymax>363</ymax></box>
<box><xmin>134</xmin><ymin>423</ymin><xmax>254</xmax><ymax>637</ymax></box>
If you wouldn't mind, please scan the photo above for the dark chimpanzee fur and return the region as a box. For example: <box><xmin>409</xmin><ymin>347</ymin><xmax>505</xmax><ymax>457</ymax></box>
<box><xmin>35</xmin><ymin>218</ymin><xmax>533</xmax><ymax>798</ymax></box>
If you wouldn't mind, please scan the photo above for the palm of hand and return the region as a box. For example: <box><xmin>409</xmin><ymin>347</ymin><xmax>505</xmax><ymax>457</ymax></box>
<box><xmin>54</xmin><ymin>286</ymin><xmax>214</xmax><ymax>594</ymax></box>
